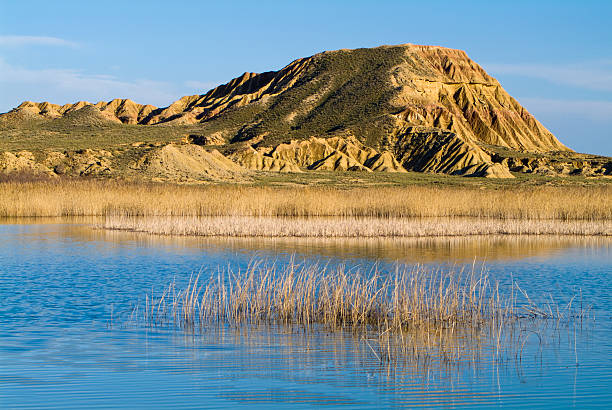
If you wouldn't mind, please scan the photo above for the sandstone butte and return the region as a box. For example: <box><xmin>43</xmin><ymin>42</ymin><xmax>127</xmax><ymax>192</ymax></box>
<box><xmin>1</xmin><ymin>44</ymin><xmax>610</xmax><ymax>182</ymax></box>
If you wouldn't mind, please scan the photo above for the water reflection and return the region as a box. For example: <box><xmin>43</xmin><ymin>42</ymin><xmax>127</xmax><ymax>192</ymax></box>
<box><xmin>2</xmin><ymin>217</ymin><xmax>608</xmax><ymax>264</ymax></box>
<box><xmin>90</xmin><ymin>223</ymin><xmax>609</xmax><ymax>263</ymax></box>
<box><xmin>0</xmin><ymin>220</ymin><xmax>610</xmax><ymax>408</ymax></box>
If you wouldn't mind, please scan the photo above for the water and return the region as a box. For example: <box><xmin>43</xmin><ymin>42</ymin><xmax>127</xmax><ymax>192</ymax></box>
<box><xmin>0</xmin><ymin>220</ymin><xmax>610</xmax><ymax>408</ymax></box>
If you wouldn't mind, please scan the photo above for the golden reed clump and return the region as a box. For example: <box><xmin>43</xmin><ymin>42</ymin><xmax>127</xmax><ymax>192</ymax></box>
<box><xmin>0</xmin><ymin>179</ymin><xmax>610</xmax><ymax>220</ymax></box>
<box><xmin>145</xmin><ymin>263</ymin><xmax>515</xmax><ymax>330</ymax></box>
<box><xmin>139</xmin><ymin>262</ymin><xmax>588</xmax><ymax>363</ymax></box>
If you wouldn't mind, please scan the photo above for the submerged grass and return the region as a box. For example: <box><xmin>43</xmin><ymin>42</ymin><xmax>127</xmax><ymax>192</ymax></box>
<box><xmin>138</xmin><ymin>262</ymin><xmax>588</xmax><ymax>363</ymax></box>
<box><xmin>1</xmin><ymin>179</ymin><xmax>610</xmax><ymax>219</ymax></box>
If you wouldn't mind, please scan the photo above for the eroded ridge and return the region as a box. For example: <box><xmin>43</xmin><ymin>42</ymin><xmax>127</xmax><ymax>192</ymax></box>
<box><xmin>2</xmin><ymin>44</ymin><xmax>610</xmax><ymax>180</ymax></box>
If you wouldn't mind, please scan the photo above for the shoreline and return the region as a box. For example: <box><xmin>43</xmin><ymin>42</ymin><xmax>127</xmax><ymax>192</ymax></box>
<box><xmin>103</xmin><ymin>216</ymin><xmax>612</xmax><ymax>238</ymax></box>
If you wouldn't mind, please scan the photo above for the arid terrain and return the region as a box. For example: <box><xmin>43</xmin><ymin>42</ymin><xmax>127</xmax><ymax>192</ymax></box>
<box><xmin>1</xmin><ymin>44</ymin><xmax>610</xmax><ymax>184</ymax></box>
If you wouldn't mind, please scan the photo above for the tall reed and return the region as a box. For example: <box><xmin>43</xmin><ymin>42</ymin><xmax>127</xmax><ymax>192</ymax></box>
<box><xmin>1</xmin><ymin>179</ymin><xmax>610</xmax><ymax>219</ymax></box>
<box><xmin>140</xmin><ymin>262</ymin><xmax>587</xmax><ymax>362</ymax></box>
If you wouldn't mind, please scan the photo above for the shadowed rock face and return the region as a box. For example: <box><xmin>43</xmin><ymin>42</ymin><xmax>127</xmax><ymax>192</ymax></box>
<box><xmin>3</xmin><ymin>44</ymin><xmax>609</xmax><ymax>180</ymax></box>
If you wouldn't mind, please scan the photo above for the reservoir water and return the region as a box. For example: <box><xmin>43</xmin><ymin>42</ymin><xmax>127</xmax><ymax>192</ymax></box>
<box><xmin>0</xmin><ymin>220</ymin><xmax>610</xmax><ymax>408</ymax></box>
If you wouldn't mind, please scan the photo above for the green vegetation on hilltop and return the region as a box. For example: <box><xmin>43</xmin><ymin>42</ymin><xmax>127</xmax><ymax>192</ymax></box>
<box><xmin>0</xmin><ymin>46</ymin><xmax>408</xmax><ymax>154</ymax></box>
<box><xmin>199</xmin><ymin>47</ymin><xmax>406</xmax><ymax>147</ymax></box>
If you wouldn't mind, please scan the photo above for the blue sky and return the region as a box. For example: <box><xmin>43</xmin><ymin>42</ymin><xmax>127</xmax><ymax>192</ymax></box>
<box><xmin>1</xmin><ymin>0</ymin><xmax>610</xmax><ymax>155</ymax></box>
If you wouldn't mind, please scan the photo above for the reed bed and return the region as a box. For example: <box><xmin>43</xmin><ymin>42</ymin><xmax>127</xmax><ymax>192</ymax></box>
<box><xmin>105</xmin><ymin>215</ymin><xmax>612</xmax><ymax>237</ymax></box>
<box><xmin>139</xmin><ymin>262</ymin><xmax>586</xmax><ymax>362</ymax></box>
<box><xmin>0</xmin><ymin>179</ymin><xmax>610</xmax><ymax>220</ymax></box>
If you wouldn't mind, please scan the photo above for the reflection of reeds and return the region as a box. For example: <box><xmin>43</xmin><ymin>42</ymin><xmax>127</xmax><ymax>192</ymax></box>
<box><xmin>140</xmin><ymin>262</ymin><xmax>587</xmax><ymax>363</ymax></box>
<box><xmin>105</xmin><ymin>215</ymin><xmax>612</xmax><ymax>237</ymax></box>
<box><xmin>97</xmin><ymin>229</ymin><xmax>610</xmax><ymax>263</ymax></box>
<box><xmin>1</xmin><ymin>180</ymin><xmax>610</xmax><ymax>219</ymax></box>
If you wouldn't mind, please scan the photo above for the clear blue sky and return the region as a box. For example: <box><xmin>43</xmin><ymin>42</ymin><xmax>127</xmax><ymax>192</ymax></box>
<box><xmin>1</xmin><ymin>0</ymin><xmax>610</xmax><ymax>155</ymax></box>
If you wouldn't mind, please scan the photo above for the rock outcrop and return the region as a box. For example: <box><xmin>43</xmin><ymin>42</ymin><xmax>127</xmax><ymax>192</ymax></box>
<box><xmin>130</xmin><ymin>144</ymin><xmax>247</xmax><ymax>182</ymax></box>
<box><xmin>229</xmin><ymin>147</ymin><xmax>302</xmax><ymax>173</ymax></box>
<box><xmin>0</xmin><ymin>151</ymin><xmax>48</xmax><ymax>174</ymax></box>
<box><xmin>231</xmin><ymin>136</ymin><xmax>406</xmax><ymax>173</ymax></box>
<box><xmin>0</xmin><ymin>148</ymin><xmax>114</xmax><ymax>177</ymax></box>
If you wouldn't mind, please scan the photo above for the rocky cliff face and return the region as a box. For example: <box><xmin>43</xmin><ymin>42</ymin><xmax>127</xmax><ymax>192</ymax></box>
<box><xmin>2</xmin><ymin>44</ymin><xmax>609</xmax><ymax>181</ymax></box>
<box><xmin>387</xmin><ymin>46</ymin><xmax>564</xmax><ymax>152</ymax></box>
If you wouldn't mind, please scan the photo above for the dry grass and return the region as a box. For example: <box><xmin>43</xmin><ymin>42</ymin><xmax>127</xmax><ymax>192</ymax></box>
<box><xmin>104</xmin><ymin>216</ymin><xmax>612</xmax><ymax>237</ymax></box>
<box><xmin>0</xmin><ymin>179</ymin><xmax>610</xmax><ymax>220</ymax></box>
<box><xmin>139</xmin><ymin>262</ymin><xmax>586</xmax><ymax>363</ymax></box>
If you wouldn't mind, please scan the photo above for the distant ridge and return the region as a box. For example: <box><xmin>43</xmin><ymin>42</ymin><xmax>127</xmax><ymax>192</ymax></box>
<box><xmin>10</xmin><ymin>99</ymin><xmax>157</xmax><ymax>124</ymax></box>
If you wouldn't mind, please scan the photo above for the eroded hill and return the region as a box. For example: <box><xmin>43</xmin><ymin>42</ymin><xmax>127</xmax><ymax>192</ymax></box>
<box><xmin>1</xmin><ymin>44</ymin><xmax>610</xmax><ymax>182</ymax></box>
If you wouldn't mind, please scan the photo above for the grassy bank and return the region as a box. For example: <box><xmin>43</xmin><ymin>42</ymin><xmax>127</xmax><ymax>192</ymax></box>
<box><xmin>1</xmin><ymin>179</ymin><xmax>610</xmax><ymax>220</ymax></box>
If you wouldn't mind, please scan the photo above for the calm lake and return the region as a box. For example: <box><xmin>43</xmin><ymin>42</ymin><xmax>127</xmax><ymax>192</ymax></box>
<box><xmin>0</xmin><ymin>220</ymin><xmax>610</xmax><ymax>408</ymax></box>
